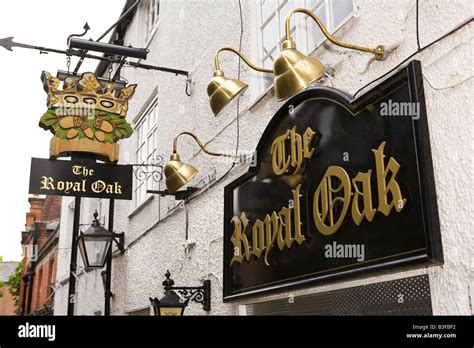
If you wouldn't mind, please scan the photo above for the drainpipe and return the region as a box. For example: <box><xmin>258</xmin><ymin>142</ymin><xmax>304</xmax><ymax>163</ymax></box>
<box><xmin>25</xmin><ymin>222</ymin><xmax>38</xmax><ymax>314</ymax></box>
<box><xmin>20</xmin><ymin>275</ymin><xmax>29</xmax><ymax>315</ymax></box>
<box><xmin>25</xmin><ymin>267</ymin><xmax>35</xmax><ymax>314</ymax></box>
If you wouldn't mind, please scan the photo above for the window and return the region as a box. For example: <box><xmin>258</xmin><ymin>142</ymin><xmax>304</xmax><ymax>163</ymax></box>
<box><xmin>257</xmin><ymin>0</ymin><xmax>354</xmax><ymax>88</ymax></box>
<box><xmin>133</xmin><ymin>98</ymin><xmax>159</xmax><ymax>208</ymax></box>
<box><xmin>145</xmin><ymin>0</ymin><xmax>160</xmax><ymax>43</ymax></box>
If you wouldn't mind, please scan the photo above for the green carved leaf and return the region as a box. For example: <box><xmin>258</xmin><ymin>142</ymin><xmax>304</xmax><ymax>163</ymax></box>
<box><xmin>39</xmin><ymin>110</ymin><xmax>59</xmax><ymax>128</ymax></box>
<box><xmin>39</xmin><ymin>108</ymin><xmax>134</xmax><ymax>143</ymax></box>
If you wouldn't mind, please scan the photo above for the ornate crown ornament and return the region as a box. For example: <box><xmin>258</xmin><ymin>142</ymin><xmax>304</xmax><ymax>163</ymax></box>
<box><xmin>39</xmin><ymin>71</ymin><xmax>137</xmax><ymax>163</ymax></box>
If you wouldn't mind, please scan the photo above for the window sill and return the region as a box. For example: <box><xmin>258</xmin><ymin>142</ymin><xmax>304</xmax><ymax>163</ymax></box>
<box><xmin>128</xmin><ymin>195</ymin><xmax>155</xmax><ymax>219</ymax></box>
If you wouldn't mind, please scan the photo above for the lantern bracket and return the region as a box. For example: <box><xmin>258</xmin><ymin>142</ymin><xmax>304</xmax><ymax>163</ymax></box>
<box><xmin>112</xmin><ymin>232</ymin><xmax>125</xmax><ymax>252</ymax></box>
<box><xmin>131</xmin><ymin>154</ymin><xmax>164</xmax><ymax>183</ymax></box>
<box><xmin>162</xmin><ymin>270</ymin><xmax>211</xmax><ymax>312</ymax></box>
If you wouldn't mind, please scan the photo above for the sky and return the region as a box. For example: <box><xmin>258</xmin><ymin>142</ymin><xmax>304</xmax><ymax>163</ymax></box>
<box><xmin>0</xmin><ymin>0</ymin><xmax>125</xmax><ymax>261</ymax></box>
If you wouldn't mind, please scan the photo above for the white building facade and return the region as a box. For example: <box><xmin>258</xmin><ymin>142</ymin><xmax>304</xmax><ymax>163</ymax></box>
<box><xmin>54</xmin><ymin>0</ymin><xmax>473</xmax><ymax>315</ymax></box>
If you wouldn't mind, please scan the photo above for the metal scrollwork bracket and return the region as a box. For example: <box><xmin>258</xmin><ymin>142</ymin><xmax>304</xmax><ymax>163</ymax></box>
<box><xmin>131</xmin><ymin>154</ymin><xmax>164</xmax><ymax>183</ymax></box>
<box><xmin>163</xmin><ymin>270</ymin><xmax>211</xmax><ymax>312</ymax></box>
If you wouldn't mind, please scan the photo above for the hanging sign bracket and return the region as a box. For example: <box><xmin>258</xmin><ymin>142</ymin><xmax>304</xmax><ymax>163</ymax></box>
<box><xmin>0</xmin><ymin>36</ymin><xmax>189</xmax><ymax>77</ymax></box>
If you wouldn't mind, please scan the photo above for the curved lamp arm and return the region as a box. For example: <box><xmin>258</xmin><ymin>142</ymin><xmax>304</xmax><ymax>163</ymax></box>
<box><xmin>173</xmin><ymin>131</ymin><xmax>238</xmax><ymax>158</ymax></box>
<box><xmin>285</xmin><ymin>8</ymin><xmax>385</xmax><ymax>60</ymax></box>
<box><xmin>214</xmin><ymin>47</ymin><xmax>273</xmax><ymax>73</ymax></box>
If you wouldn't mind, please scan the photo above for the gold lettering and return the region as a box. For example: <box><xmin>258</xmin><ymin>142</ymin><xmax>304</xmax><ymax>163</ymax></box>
<box><xmin>72</xmin><ymin>165</ymin><xmax>82</xmax><ymax>176</ymax></box>
<box><xmin>303</xmin><ymin>127</ymin><xmax>315</xmax><ymax>159</ymax></box>
<box><xmin>91</xmin><ymin>180</ymin><xmax>106</xmax><ymax>193</ymax></box>
<box><xmin>351</xmin><ymin>170</ymin><xmax>376</xmax><ymax>225</ymax></box>
<box><xmin>73</xmin><ymin>182</ymin><xmax>82</xmax><ymax>193</ymax></box>
<box><xmin>56</xmin><ymin>181</ymin><xmax>65</xmax><ymax>191</ymax></box>
<box><xmin>230</xmin><ymin>185</ymin><xmax>304</xmax><ymax>267</ymax></box>
<box><xmin>230</xmin><ymin>213</ymin><xmax>251</xmax><ymax>266</ymax></box>
<box><xmin>72</xmin><ymin>165</ymin><xmax>94</xmax><ymax>177</ymax></box>
<box><xmin>228</xmin><ymin>142</ymin><xmax>407</xmax><ymax>268</ymax></box>
<box><xmin>313</xmin><ymin>166</ymin><xmax>351</xmax><ymax>235</ymax></box>
<box><xmin>290</xmin><ymin>126</ymin><xmax>303</xmax><ymax>173</ymax></box>
<box><xmin>372</xmin><ymin>142</ymin><xmax>406</xmax><ymax>216</ymax></box>
<box><xmin>271</xmin><ymin>130</ymin><xmax>290</xmax><ymax>175</ymax></box>
<box><xmin>292</xmin><ymin>184</ymin><xmax>304</xmax><ymax>244</ymax></box>
<box><xmin>263</xmin><ymin>212</ymin><xmax>279</xmax><ymax>266</ymax></box>
<box><xmin>40</xmin><ymin>175</ymin><xmax>120</xmax><ymax>197</ymax></box>
<box><xmin>251</xmin><ymin>219</ymin><xmax>265</xmax><ymax>258</ymax></box>
<box><xmin>64</xmin><ymin>181</ymin><xmax>74</xmax><ymax>194</ymax></box>
<box><xmin>40</xmin><ymin>176</ymin><xmax>55</xmax><ymax>190</ymax></box>
<box><xmin>271</xmin><ymin>127</ymin><xmax>316</xmax><ymax>176</ymax></box>
<box><xmin>277</xmin><ymin>206</ymin><xmax>293</xmax><ymax>250</ymax></box>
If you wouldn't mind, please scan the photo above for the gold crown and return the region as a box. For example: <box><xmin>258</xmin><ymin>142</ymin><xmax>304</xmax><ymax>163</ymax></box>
<box><xmin>41</xmin><ymin>71</ymin><xmax>136</xmax><ymax>116</ymax></box>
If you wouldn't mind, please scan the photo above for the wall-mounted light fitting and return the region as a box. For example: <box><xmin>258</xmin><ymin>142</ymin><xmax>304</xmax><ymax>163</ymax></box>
<box><xmin>208</xmin><ymin>47</ymin><xmax>272</xmax><ymax>116</ymax></box>
<box><xmin>77</xmin><ymin>211</ymin><xmax>124</xmax><ymax>269</ymax></box>
<box><xmin>149</xmin><ymin>270</ymin><xmax>211</xmax><ymax>316</ymax></box>
<box><xmin>273</xmin><ymin>8</ymin><xmax>385</xmax><ymax>100</ymax></box>
<box><xmin>208</xmin><ymin>8</ymin><xmax>385</xmax><ymax>113</ymax></box>
<box><xmin>164</xmin><ymin>132</ymin><xmax>240</xmax><ymax>193</ymax></box>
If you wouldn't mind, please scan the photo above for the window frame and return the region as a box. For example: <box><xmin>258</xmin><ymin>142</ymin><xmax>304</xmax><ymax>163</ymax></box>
<box><xmin>133</xmin><ymin>96</ymin><xmax>159</xmax><ymax>209</ymax></box>
<box><xmin>144</xmin><ymin>0</ymin><xmax>160</xmax><ymax>46</ymax></box>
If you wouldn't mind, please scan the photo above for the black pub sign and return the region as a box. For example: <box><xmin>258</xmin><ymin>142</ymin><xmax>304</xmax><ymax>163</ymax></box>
<box><xmin>29</xmin><ymin>157</ymin><xmax>133</xmax><ymax>200</ymax></box>
<box><xmin>223</xmin><ymin>60</ymin><xmax>442</xmax><ymax>301</ymax></box>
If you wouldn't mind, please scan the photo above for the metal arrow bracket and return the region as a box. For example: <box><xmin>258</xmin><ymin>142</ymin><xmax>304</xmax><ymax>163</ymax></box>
<box><xmin>0</xmin><ymin>36</ymin><xmax>189</xmax><ymax>77</ymax></box>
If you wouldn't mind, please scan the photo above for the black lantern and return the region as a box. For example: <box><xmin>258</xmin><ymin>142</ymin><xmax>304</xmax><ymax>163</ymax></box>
<box><xmin>149</xmin><ymin>270</ymin><xmax>211</xmax><ymax>316</ymax></box>
<box><xmin>77</xmin><ymin>211</ymin><xmax>124</xmax><ymax>268</ymax></box>
<box><xmin>149</xmin><ymin>290</ymin><xmax>189</xmax><ymax>316</ymax></box>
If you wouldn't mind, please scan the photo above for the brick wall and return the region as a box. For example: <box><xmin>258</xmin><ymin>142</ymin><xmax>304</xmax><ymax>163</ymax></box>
<box><xmin>27</xmin><ymin>197</ymin><xmax>44</xmax><ymax>224</ymax></box>
<box><xmin>18</xmin><ymin>195</ymin><xmax>61</xmax><ymax>315</ymax></box>
<box><xmin>41</xmin><ymin>196</ymin><xmax>62</xmax><ymax>222</ymax></box>
<box><xmin>29</xmin><ymin>249</ymin><xmax>57</xmax><ymax>312</ymax></box>
<box><xmin>0</xmin><ymin>284</ymin><xmax>16</xmax><ymax>315</ymax></box>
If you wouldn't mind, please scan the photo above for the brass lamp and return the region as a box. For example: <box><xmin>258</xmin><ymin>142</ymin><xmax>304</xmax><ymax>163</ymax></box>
<box><xmin>208</xmin><ymin>47</ymin><xmax>273</xmax><ymax>116</ymax></box>
<box><xmin>165</xmin><ymin>152</ymin><xmax>199</xmax><ymax>195</ymax></box>
<box><xmin>164</xmin><ymin>131</ymin><xmax>239</xmax><ymax>193</ymax></box>
<box><xmin>273</xmin><ymin>8</ymin><xmax>385</xmax><ymax>100</ymax></box>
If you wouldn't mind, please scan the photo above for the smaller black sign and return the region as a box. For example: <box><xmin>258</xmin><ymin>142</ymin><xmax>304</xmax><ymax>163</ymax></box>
<box><xmin>29</xmin><ymin>157</ymin><xmax>133</xmax><ymax>200</ymax></box>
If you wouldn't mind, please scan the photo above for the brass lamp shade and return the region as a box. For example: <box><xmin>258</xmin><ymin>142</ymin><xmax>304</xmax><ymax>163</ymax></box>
<box><xmin>207</xmin><ymin>70</ymin><xmax>248</xmax><ymax>116</ymax></box>
<box><xmin>164</xmin><ymin>153</ymin><xmax>198</xmax><ymax>193</ymax></box>
<box><xmin>273</xmin><ymin>40</ymin><xmax>326</xmax><ymax>101</ymax></box>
